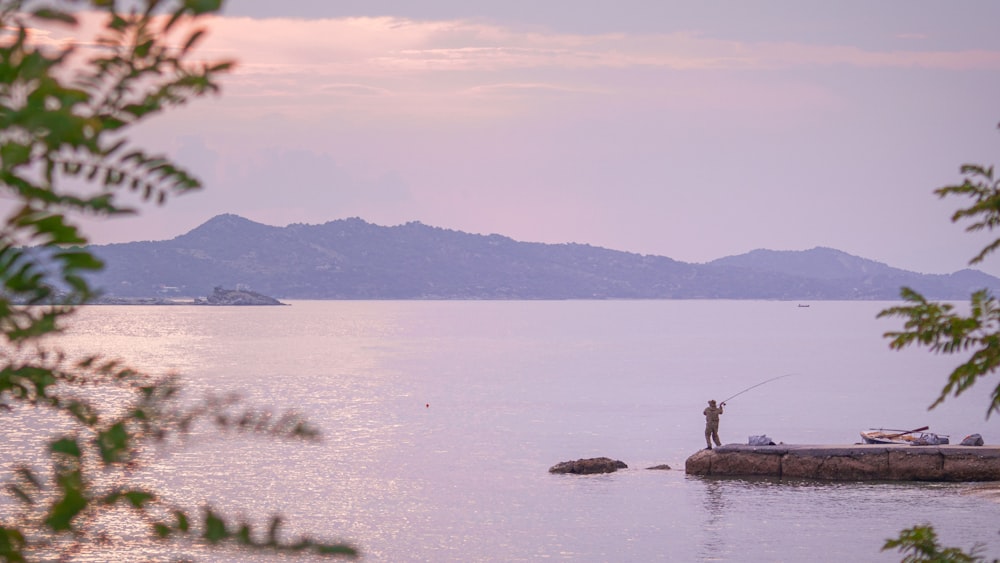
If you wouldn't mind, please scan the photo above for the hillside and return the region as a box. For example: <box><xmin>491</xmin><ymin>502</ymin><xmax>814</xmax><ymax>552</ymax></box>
<box><xmin>83</xmin><ymin>214</ymin><xmax>1000</xmax><ymax>300</ymax></box>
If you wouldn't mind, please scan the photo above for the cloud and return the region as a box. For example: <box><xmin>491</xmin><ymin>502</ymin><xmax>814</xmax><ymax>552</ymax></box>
<box><xmin>149</xmin><ymin>14</ymin><xmax>998</xmax><ymax>125</ymax></box>
<box><xmin>318</xmin><ymin>83</ymin><xmax>393</xmax><ymax>96</ymax></box>
<box><xmin>460</xmin><ymin>82</ymin><xmax>595</xmax><ymax>98</ymax></box>
<box><xmin>194</xmin><ymin>16</ymin><xmax>1000</xmax><ymax>73</ymax></box>
<box><xmin>28</xmin><ymin>12</ymin><xmax>1000</xmax><ymax>121</ymax></box>
<box><xmin>27</xmin><ymin>11</ymin><xmax>1000</xmax><ymax>92</ymax></box>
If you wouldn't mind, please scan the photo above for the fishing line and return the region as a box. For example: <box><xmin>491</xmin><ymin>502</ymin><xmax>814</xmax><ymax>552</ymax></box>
<box><xmin>720</xmin><ymin>373</ymin><xmax>796</xmax><ymax>404</ymax></box>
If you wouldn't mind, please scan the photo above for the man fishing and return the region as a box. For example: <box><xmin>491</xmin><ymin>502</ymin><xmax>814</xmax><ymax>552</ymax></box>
<box><xmin>703</xmin><ymin>399</ymin><xmax>725</xmax><ymax>450</ymax></box>
<box><xmin>701</xmin><ymin>374</ymin><xmax>795</xmax><ymax>449</ymax></box>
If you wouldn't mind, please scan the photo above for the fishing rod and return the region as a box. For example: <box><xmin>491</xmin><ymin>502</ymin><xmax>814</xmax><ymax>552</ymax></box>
<box><xmin>720</xmin><ymin>373</ymin><xmax>796</xmax><ymax>404</ymax></box>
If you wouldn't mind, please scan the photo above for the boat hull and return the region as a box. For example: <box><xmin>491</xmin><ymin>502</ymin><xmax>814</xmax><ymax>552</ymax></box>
<box><xmin>860</xmin><ymin>430</ymin><xmax>949</xmax><ymax>446</ymax></box>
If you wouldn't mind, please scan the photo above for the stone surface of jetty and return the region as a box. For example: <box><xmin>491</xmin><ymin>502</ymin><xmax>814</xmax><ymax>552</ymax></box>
<box><xmin>685</xmin><ymin>444</ymin><xmax>1000</xmax><ymax>481</ymax></box>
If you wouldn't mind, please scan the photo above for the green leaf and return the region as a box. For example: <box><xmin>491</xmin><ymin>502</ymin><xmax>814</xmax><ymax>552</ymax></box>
<box><xmin>0</xmin><ymin>526</ymin><xmax>27</xmax><ymax>562</ymax></box>
<box><xmin>209</xmin><ymin>61</ymin><xmax>235</xmax><ymax>73</ymax></box>
<box><xmin>882</xmin><ymin>525</ymin><xmax>980</xmax><ymax>562</ymax></box>
<box><xmin>267</xmin><ymin>516</ymin><xmax>281</xmax><ymax>544</ymax></box>
<box><xmin>203</xmin><ymin>510</ymin><xmax>228</xmax><ymax>543</ymax></box>
<box><xmin>135</xmin><ymin>39</ymin><xmax>154</xmax><ymax>59</ymax></box>
<box><xmin>182</xmin><ymin>29</ymin><xmax>206</xmax><ymax>54</ymax></box>
<box><xmin>236</xmin><ymin>524</ymin><xmax>251</xmax><ymax>544</ymax></box>
<box><xmin>66</xmin><ymin>400</ymin><xmax>98</xmax><ymax>426</ymax></box>
<box><xmin>317</xmin><ymin>544</ymin><xmax>360</xmax><ymax>556</ymax></box>
<box><xmin>104</xmin><ymin>489</ymin><xmax>155</xmax><ymax>509</ymax></box>
<box><xmin>103</xmin><ymin>138</ymin><xmax>127</xmax><ymax>156</ymax></box>
<box><xmin>109</xmin><ymin>13</ymin><xmax>128</xmax><ymax>31</ymax></box>
<box><xmin>50</xmin><ymin>437</ymin><xmax>81</xmax><ymax>458</ymax></box>
<box><xmin>97</xmin><ymin>422</ymin><xmax>130</xmax><ymax>463</ymax></box>
<box><xmin>184</xmin><ymin>0</ymin><xmax>224</xmax><ymax>14</ymax></box>
<box><xmin>124</xmin><ymin>490</ymin><xmax>155</xmax><ymax>508</ymax></box>
<box><xmin>53</xmin><ymin>250</ymin><xmax>104</xmax><ymax>272</ymax></box>
<box><xmin>46</xmin><ymin>495</ymin><xmax>87</xmax><ymax>531</ymax></box>
<box><xmin>880</xmin><ymin>287</ymin><xmax>1000</xmax><ymax>417</ymax></box>
<box><xmin>45</xmin><ymin>473</ymin><xmax>88</xmax><ymax>532</ymax></box>
<box><xmin>154</xmin><ymin>523</ymin><xmax>171</xmax><ymax>538</ymax></box>
<box><xmin>175</xmin><ymin>510</ymin><xmax>190</xmax><ymax>532</ymax></box>
<box><xmin>31</xmin><ymin>9</ymin><xmax>78</xmax><ymax>25</ymax></box>
<box><xmin>0</xmin><ymin>143</ymin><xmax>32</xmax><ymax>169</ymax></box>
<box><xmin>63</xmin><ymin>274</ymin><xmax>91</xmax><ymax>294</ymax></box>
<box><xmin>20</xmin><ymin>214</ymin><xmax>86</xmax><ymax>246</ymax></box>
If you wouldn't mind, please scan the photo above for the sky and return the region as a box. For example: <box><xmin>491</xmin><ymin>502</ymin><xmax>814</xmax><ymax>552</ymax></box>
<box><xmin>17</xmin><ymin>1</ymin><xmax>1000</xmax><ymax>276</ymax></box>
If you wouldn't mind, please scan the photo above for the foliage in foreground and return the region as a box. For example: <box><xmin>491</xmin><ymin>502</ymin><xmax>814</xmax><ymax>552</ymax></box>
<box><xmin>0</xmin><ymin>1</ymin><xmax>355</xmax><ymax>560</ymax></box>
<box><xmin>878</xmin><ymin>160</ymin><xmax>1000</xmax><ymax>419</ymax></box>
<box><xmin>878</xmin><ymin>134</ymin><xmax>1000</xmax><ymax>561</ymax></box>
<box><xmin>883</xmin><ymin>525</ymin><xmax>995</xmax><ymax>563</ymax></box>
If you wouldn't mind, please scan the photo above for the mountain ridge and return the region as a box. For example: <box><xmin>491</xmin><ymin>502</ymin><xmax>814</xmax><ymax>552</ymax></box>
<box><xmin>84</xmin><ymin>214</ymin><xmax>1000</xmax><ymax>300</ymax></box>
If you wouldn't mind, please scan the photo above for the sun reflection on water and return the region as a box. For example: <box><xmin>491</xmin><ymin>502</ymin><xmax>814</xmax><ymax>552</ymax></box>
<box><xmin>4</xmin><ymin>301</ymin><xmax>1000</xmax><ymax>561</ymax></box>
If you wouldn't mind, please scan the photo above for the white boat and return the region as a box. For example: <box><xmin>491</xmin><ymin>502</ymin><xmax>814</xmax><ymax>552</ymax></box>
<box><xmin>860</xmin><ymin>427</ymin><xmax>949</xmax><ymax>445</ymax></box>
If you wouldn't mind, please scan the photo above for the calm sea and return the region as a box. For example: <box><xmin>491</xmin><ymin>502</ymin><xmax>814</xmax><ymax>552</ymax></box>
<box><xmin>5</xmin><ymin>300</ymin><xmax>1000</xmax><ymax>561</ymax></box>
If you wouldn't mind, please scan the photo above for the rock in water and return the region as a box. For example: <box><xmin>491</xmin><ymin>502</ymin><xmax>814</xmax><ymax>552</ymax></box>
<box><xmin>195</xmin><ymin>286</ymin><xmax>286</xmax><ymax>306</ymax></box>
<box><xmin>548</xmin><ymin>457</ymin><xmax>628</xmax><ymax>474</ymax></box>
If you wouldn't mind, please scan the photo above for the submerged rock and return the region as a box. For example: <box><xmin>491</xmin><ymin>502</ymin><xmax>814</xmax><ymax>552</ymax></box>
<box><xmin>646</xmin><ymin>464</ymin><xmax>672</xmax><ymax>470</ymax></box>
<box><xmin>549</xmin><ymin>457</ymin><xmax>627</xmax><ymax>475</ymax></box>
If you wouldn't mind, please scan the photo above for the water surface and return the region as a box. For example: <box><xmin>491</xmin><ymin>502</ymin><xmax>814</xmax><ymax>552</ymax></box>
<box><xmin>5</xmin><ymin>300</ymin><xmax>999</xmax><ymax>561</ymax></box>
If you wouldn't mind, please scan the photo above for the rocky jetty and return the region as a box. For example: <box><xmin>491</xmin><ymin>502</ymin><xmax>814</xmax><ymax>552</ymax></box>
<box><xmin>685</xmin><ymin>444</ymin><xmax>1000</xmax><ymax>482</ymax></box>
<box><xmin>549</xmin><ymin>457</ymin><xmax>628</xmax><ymax>475</ymax></box>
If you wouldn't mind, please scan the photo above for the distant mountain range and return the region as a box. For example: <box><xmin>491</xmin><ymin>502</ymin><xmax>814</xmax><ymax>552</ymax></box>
<box><xmin>83</xmin><ymin>213</ymin><xmax>1000</xmax><ymax>300</ymax></box>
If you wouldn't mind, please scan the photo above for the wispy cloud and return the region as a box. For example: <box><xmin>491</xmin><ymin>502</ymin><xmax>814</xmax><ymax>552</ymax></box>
<box><xmin>174</xmin><ymin>15</ymin><xmax>1000</xmax><ymax>120</ymax></box>
<box><xmin>196</xmin><ymin>16</ymin><xmax>1000</xmax><ymax>72</ymax></box>
<box><xmin>460</xmin><ymin>82</ymin><xmax>595</xmax><ymax>97</ymax></box>
<box><xmin>30</xmin><ymin>12</ymin><xmax>1000</xmax><ymax>111</ymax></box>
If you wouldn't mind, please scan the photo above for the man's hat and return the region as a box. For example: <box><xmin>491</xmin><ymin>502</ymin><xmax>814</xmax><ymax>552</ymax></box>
<box><xmin>708</xmin><ymin>399</ymin><xmax>716</xmax><ymax>405</ymax></box>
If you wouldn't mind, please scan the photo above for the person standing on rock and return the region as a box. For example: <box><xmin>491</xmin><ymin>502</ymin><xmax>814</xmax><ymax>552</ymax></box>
<box><xmin>704</xmin><ymin>400</ymin><xmax>724</xmax><ymax>449</ymax></box>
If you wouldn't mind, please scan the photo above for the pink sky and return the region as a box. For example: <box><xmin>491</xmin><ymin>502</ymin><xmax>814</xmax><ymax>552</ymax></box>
<box><xmin>11</xmin><ymin>1</ymin><xmax>1000</xmax><ymax>277</ymax></box>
